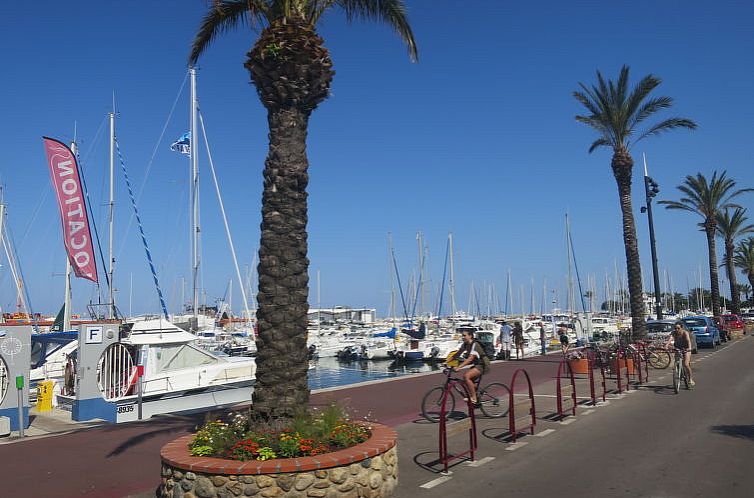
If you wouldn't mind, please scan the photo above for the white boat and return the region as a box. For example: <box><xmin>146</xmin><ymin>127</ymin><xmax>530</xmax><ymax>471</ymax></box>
<box><xmin>43</xmin><ymin>317</ymin><xmax>255</xmax><ymax>406</ymax></box>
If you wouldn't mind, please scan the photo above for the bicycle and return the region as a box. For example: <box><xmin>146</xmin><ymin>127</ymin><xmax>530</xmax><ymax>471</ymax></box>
<box><xmin>421</xmin><ymin>367</ymin><xmax>510</xmax><ymax>421</ymax></box>
<box><xmin>672</xmin><ymin>348</ymin><xmax>691</xmax><ymax>394</ymax></box>
<box><xmin>626</xmin><ymin>341</ymin><xmax>671</xmax><ymax>369</ymax></box>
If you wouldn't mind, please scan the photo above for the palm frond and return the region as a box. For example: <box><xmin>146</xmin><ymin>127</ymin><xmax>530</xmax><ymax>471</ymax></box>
<box><xmin>588</xmin><ymin>137</ymin><xmax>611</xmax><ymax>153</ymax></box>
<box><xmin>334</xmin><ymin>0</ymin><xmax>418</xmax><ymax>61</ymax></box>
<box><xmin>734</xmin><ymin>237</ymin><xmax>754</xmax><ymax>276</ymax></box>
<box><xmin>716</xmin><ymin>208</ymin><xmax>754</xmax><ymax>241</ymax></box>
<box><xmin>630</xmin><ymin>96</ymin><xmax>672</xmax><ymax>128</ymax></box>
<box><xmin>189</xmin><ymin>0</ymin><xmax>268</xmax><ymax>64</ymax></box>
<box><xmin>573</xmin><ymin>65</ymin><xmax>696</xmax><ymax>154</ymax></box>
<box><xmin>635</xmin><ymin>117</ymin><xmax>697</xmax><ymax>143</ymax></box>
<box><xmin>657</xmin><ymin>199</ymin><xmax>698</xmax><ymax>214</ymax></box>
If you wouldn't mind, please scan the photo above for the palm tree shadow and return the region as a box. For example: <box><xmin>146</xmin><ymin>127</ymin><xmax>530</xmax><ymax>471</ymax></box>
<box><xmin>710</xmin><ymin>425</ymin><xmax>754</xmax><ymax>441</ymax></box>
<box><xmin>105</xmin><ymin>413</ymin><xmax>209</xmax><ymax>458</ymax></box>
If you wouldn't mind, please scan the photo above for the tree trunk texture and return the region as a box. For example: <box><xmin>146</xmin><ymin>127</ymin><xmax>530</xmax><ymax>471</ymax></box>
<box><xmin>246</xmin><ymin>20</ymin><xmax>334</xmax><ymax>419</ymax></box>
<box><xmin>611</xmin><ymin>149</ymin><xmax>647</xmax><ymax>339</ymax></box>
<box><xmin>725</xmin><ymin>239</ymin><xmax>740</xmax><ymax>314</ymax></box>
<box><xmin>704</xmin><ymin>223</ymin><xmax>721</xmax><ymax>317</ymax></box>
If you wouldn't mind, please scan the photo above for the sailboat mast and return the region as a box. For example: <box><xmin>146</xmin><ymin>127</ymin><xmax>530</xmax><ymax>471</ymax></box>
<box><xmin>190</xmin><ymin>67</ymin><xmax>200</xmax><ymax>325</ymax></box>
<box><xmin>448</xmin><ymin>233</ymin><xmax>457</xmax><ymax>316</ymax></box>
<box><xmin>565</xmin><ymin>213</ymin><xmax>574</xmax><ymax>314</ymax></box>
<box><xmin>108</xmin><ymin>104</ymin><xmax>116</xmax><ymax>318</ymax></box>
<box><xmin>65</xmin><ymin>139</ymin><xmax>78</xmax><ymax>330</ymax></box>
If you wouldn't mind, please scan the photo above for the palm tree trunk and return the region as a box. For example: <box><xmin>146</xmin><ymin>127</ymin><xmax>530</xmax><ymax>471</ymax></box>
<box><xmin>245</xmin><ymin>21</ymin><xmax>333</xmax><ymax>420</ymax></box>
<box><xmin>611</xmin><ymin>149</ymin><xmax>647</xmax><ymax>339</ymax></box>
<box><xmin>704</xmin><ymin>223</ymin><xmax>721</xmax><ymax>316</ymax></box>
<box><xmin>725</xmin><ymin>239</ymin><xmax>740</xmax><ymax>314</ymax></box>
<box><xmin>252</xmin><ymin>107</ymin><xmax>312</xmax><ymax>419</ymax></box>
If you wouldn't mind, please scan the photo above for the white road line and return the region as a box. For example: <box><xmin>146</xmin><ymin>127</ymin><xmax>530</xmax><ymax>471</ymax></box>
<box><xmin>506</xmin><ymin>441</ymin><xmax>529</xmax><ymax>451</ymax></box>
<box><xmin>559</xmin><ymin>417</ymin><xmax>576</xmax><ymax>425</ymax></box>
<box><xmin>535</xmin><ymin>429</ymin><xmax>556</xmax><ymax>437</ymax></box>
<box><xmin>420</xmin><ymin>476</ymin><xmax>453</xmax><ymax>489</ymax></box>
<box><xmin>464</xmin><ymin>456</ymin><xmax>496</xmax><ymax>467</ymax></box>
<box><xmin>581</xmin><ymin>410</ymin><xmax>594</xmax><ymax>416</ymax></box>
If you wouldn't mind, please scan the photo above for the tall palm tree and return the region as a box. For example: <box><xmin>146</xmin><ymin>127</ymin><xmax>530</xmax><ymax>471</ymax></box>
<box><xmin>734</xmin><ymin>237</ymin><xmax>754</xmax><ymax>299</ymax></box>
<box><xmin>716</xmin><ymin>208</ymin><xmax>754</xmax><ymax>314</ymax></box>
<box><xmin>659</xmin><ymin>172</ymin><xmax>752</xmax><ymax>316</ymax></box>
<box><xmin>573</xmin><ymin>65</ymin><xmax>696</xmax><ymax>338</ymax></box>
<box><xmin>737</xmin><ymin>283</ymin><xmax>752</xmax><ymax>303</ymax></box>
<box><xmin>189</xmin><ymin>1</ymin><xmax>417</xmax><ymax>419</ymax></box>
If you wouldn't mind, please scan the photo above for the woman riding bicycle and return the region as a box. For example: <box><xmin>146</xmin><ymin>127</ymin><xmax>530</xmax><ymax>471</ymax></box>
<box><xmin>452</xmin><ymin>329</ymin><xmax>490</xmax><ymax>406</ymax></box>
<box><xmin>665</xmin><ymin>321</ymin><xmax>695</xmax><ymax>387</ymax></box>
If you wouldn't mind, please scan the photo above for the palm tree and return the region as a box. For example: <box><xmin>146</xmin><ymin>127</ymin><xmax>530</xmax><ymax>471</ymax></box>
<box><xmin>659</xmin><ymin>172</ymin><xmax>752</xmax><ymax>316</ymax></box>
<box><xmin>573</xmin><ymin>65</ymin><xmax>696</xmax><ymax>338</ymax></box>
<box><xmin>716</xmin><ymin>208</ymin><xmax>754</xmax><ymax>314</ymax></box>
<box><xmin>189</xmin><ymin>1</ymin><xmax>417</xmax><ymax>419</ymax></box>
<box><xmin>734</xmin><ymin>237</ymin><xmax>754</xmax><ymax>300</ymax></box>
<box><xmin>737</xmin><ymin>283</ymin><xmax>752</xmax><ymax>303</ymax></box>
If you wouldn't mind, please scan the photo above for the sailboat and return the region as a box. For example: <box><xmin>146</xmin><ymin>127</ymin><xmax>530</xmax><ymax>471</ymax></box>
<box><xmin>40</xmin><ymin>78</ymin><xmax>256</xmax><ymax>411</ymax></box>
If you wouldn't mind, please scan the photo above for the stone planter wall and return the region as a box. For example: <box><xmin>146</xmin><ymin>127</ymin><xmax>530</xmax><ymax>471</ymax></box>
<box><xmin>159</xmin><ymin>423</ymin><xmax>397</xmax><ymax>498</ymax></box>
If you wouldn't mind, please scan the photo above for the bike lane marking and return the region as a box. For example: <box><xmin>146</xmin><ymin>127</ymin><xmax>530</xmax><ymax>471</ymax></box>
<box><xmin>420</xmin><ymin>475</ymin><xmax>453</xmax><ymax>489</ymax></box>
<box><xmin>535</xmin><ymin>428</ymin><xmax>556</xmax><ymax>437</ymax></box>
<box><xmin>465</xmin><ymin>456</ymin><xmax>496</xmax><ymax>467</ymax></box>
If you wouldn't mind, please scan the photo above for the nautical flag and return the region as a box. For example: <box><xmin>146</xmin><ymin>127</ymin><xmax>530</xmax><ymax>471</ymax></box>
<box><xmin>42</xmin><ymin>137</ymin><xmax>99</xmax><ymax>283</ymax></box>
<box><xmin>170</xmin><ymin>132</ymin><xmax>191</xmax><ymax>155</ymax></box>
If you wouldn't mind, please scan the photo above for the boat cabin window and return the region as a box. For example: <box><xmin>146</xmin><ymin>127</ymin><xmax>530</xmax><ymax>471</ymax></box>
<box><xmin>153</xmin><ymin>344</ymin><xmax>216</xmax><ymax>372</ymax></box>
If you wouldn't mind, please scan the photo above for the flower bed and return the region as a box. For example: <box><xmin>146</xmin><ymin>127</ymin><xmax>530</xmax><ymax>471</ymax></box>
<box><xmin>159</xmin><ymin>422</ymin><xmax>397</xmax><ymax>498</ymax></box>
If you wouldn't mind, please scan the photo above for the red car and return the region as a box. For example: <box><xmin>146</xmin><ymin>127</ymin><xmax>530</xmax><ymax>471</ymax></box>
<box><xmin>718</xmin><ymin>314</ymin><xmax>745</xmax><ymax>339</ymax></box>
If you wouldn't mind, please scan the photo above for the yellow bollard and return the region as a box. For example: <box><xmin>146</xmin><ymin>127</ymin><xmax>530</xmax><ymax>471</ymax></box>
<box><xmin>36</xmin><ymin>380</ymin><xmax>54</xmax><ymax>412</ymax></box>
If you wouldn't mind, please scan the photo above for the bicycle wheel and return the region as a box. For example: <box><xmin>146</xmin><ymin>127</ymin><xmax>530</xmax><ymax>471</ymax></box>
<box><xmin>478</xmin><ymin>382</ymin><xmax>511</xmax><ymax>418</ymax></box>
<box><xmin>672</xmin><ymin>361</ymin><xmax>680</xmax><ymax>394</ymax></box>
<box><xmin>421</xmin><ymin>387</ymin><xmax>455</xmax><ymax>422</ymax></box>
<box><xmin>648</xmin><ymin>349</ymin><xmax>671</xmax><ymax>369</ymax></box>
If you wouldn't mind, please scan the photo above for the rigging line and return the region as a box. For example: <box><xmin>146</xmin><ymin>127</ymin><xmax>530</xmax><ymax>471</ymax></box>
<box><xmin>198</xmin><ymin>110</ymin><xmax>250</xmax><ymax>320</ymax></box>
<box><xmin>76</xmin><ymin>148</ymin><xmax>110</xmax><ymax>296</ymax></box>
<box><xmin>436</xmin><ymin>236</ymin><xmax>449</xmax><ymax>318</ymax></box>
<box><xmin>3</xmin><ymin>223</ymin><xmax>36</xmax><ymax>327</ymax></box>
<box><xmin>81</xmin><ymin>115</ymin><xmax>109</xmax><ymax>166</ymax></box>
<box><xmin>391</xmin><ymin>248</ymin><xmax>410</xmax><ymax>322</ymax></box>
<box><xmin>115</xmin><ymin>138</ymin><xmax>169</xmax><ymax>318</ymax></box>
<box><xmin>568</xmin><ymin>229</ymin><xmax>587</xmax><ymax>313</ymax></box>
<box><xmin>116</xmin><ymin>72</ymin><xmax>189</xmax><ymax>260</ymax></box>
<box><xmin>16</xmin><ymin>187</ymin><xmax>51</xmax><ymax>250</ymax></box>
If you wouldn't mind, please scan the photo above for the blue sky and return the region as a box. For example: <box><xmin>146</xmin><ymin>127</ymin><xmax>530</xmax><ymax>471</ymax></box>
<box><xmin>0</xmin><ymin>1</ymin><xmax>752</xmax><ymax>317</ymax></box>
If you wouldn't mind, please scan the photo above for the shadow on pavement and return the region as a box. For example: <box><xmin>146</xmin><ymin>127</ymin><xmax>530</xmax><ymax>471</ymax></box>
<box><xmin>412</xmin><ymin>450</ymin><xmax>470</xmax><ymax>474</ymax></box>
<box><xmin>710</xmin><ymin>425</ymin><xmax>754</xmax><ymax>441</ymax></box>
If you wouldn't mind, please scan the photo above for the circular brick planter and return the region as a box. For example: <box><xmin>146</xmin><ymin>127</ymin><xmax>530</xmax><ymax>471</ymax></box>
<box><xmin>159</xmin><ymin>423</ymin><xmax>397</xmax><ymax>498</ymax></box>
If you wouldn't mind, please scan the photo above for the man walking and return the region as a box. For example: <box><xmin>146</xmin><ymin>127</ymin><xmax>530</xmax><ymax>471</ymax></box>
<box><xmin>498</xmin><ymin>320</ymin><xmax>512</xmax><ymax>360</ymax></box>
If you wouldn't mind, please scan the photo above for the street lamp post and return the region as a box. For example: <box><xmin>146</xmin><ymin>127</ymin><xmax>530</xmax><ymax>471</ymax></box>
<box><xmin>641</xmin><ymin>154</ymin><xmax>662</xmax><ymax>320</ymax></box>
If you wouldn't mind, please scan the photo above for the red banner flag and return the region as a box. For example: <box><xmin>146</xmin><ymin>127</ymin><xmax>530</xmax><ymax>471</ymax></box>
<box><xmin>43</xmin><ymin>137</ymin><xmax>98</xmax><ymax>283</ymax></box>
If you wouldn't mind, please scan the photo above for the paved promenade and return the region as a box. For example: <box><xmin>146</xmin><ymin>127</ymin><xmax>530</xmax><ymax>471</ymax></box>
<box><xmin>1</xmin><ymin>337</ymin><xmax>752</xmax><ymax>497</ymax></box>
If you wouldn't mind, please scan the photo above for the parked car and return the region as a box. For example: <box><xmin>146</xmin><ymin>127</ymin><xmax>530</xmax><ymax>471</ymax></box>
<box><xmin>681</xmin><ymin>316</ymin><xmax>721</xmax><ymax>348</ymax></box>
<box><xmin>646</xmin><ymin>320</ymin><xmax>698</xmax><ymax>354</ymax></box>
<box><xmin>720</xmin><ymin>314</ymin><xmax>745</xmax><ymax>336</ymax></box>
<box><xmin>740</xmin><ymin>312</ymin><xmax>754</xmax><ymax>327</ymax></box>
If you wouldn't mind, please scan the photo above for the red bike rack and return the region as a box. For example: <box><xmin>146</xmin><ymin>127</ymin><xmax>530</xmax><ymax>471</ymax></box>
<box><xmin>556</xmin><ymin>360</ymin><xmax>577</xmax><ymax>419</ymax></box>
<box><xmin>509</xmin><ymin>368</ymin><xmax>536</xmax><ymax>442</ymax></box>
<box><xmin>438</xmin><ymin>386</ymin><xmax>477</xmax><ymax>473</ymax></box>
<box><xmin>585</xmin><ymin>349</ymin><xmax>606</xmax><ymax>405</ymax></box>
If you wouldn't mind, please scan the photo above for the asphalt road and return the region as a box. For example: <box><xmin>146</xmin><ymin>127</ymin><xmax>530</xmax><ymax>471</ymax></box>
<box><xmin>397</xmin><ymin>335</ymin><xmax>754</xmax><ymax>497</ymax></box>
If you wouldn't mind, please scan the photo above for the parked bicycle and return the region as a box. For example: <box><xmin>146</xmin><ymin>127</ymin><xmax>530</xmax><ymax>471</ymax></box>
<box><xmin>421</xmin><ymin>367</ymin><xmax>510</xmax><ymax>421</ymax></box>
<box><xmin>672</xmin><ymin>348</ymin><xmax>691</xmax><ymax>394</ymax></box>
<box><xmin>625</xmin><ymin>341</ymin><xmax>671</xmax><ymax>369</ymax></box>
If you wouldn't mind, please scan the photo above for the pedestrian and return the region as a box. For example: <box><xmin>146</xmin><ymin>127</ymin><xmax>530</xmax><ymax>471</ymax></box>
<box><xmin>559</xmin><ymin>325</ymin><xmax>570</xmax><ymax>355</ymax></box>
<box><xmin>498</xmin><ymin>320</ymin><xmax>512</xmax><ymax>360</ymax></box>
<box><xmin>513</xmin><ymin>322</ymin><xmax>525</xmax><ymax>360</ymax></box>
<box><xmin>539</xmin><ymin>323</ymin><xmax>547</xmax><ymax>355</ymax></box>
